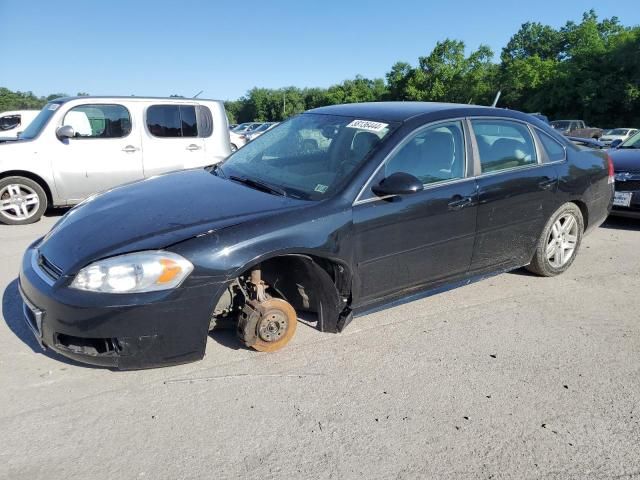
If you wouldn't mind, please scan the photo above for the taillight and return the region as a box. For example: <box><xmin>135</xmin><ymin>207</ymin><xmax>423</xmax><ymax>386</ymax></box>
<box><xmin>607</xmin><ymin>154</ymin><xmax>615</xmax><ymax>184</ymax></box>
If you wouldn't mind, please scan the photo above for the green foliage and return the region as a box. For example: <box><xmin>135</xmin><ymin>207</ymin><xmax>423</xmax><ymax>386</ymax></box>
<box><xmin>3</xmin><ymin>10</ymin><xmax>638</xmax><ymax>127</ymax></box>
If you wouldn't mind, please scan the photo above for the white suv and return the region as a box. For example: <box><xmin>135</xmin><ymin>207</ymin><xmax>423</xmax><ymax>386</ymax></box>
<box><xmin>0</xmin><ymin>96</ymin><xmax>231</xmax><ymax>225</ymax></box>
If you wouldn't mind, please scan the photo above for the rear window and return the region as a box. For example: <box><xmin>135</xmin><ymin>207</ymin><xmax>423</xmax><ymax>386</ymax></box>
<box><xmin>147</xmin><ymin>105</ymin><xmax>199</xmax><ymax>137</ymax></box>
<box><xmin>538</xmin><ymin>131</ymin><xmax>566</xmax><ymax>162</ymax></box>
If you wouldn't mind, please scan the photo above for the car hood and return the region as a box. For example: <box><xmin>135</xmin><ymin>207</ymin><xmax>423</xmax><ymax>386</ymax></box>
<box><xmin>609</xmin><ymin>148</ymin><xmax>640</xmax><ymax>173</ymax></box>
<box><xmin>38</xmin><ymin>169</ymin><xmax>309</xmax><ymax>274</ymax></box>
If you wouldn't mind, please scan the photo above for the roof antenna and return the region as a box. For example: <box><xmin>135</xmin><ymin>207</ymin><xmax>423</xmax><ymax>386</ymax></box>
<box><xmin>491</xmin><ymin>90</ymin><xmax>502</xmax><ymax>108</ymax></box>
<box><xmin>193</xmin><ymin>90</ymin><xmax>204</xmax><ymax>98</ymax></box>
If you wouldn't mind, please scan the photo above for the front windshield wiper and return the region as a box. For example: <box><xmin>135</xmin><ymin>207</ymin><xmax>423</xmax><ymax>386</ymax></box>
<box><xmin>229</xmin><ymin>175</ymin><xmax>287</xmax><ymax>197</ymax></box>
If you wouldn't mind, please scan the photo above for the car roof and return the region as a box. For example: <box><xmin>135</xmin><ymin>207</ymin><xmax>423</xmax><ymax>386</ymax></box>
<box><xmin>308</xmin><ymin>101</ymin><xmax>500</xmax><ymax>122</ymax></box>
<box><xmin>49</xmin><ymin>96</ymin><xmax>224</xmax><ymax>104</ymax></box>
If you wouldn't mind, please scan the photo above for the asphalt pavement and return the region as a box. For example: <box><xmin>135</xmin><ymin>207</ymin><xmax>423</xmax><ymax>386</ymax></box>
<box><xmin>1</xmin><ymin>213</ymin><xmax>639</xmax><ymax>480</ymax></box>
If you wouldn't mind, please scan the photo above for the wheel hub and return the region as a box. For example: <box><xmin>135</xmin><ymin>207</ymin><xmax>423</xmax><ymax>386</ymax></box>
<box><xmin>0</xmin><ymin>184</ymin><xmax>40</xmax><ymax>221</ymax></box>
<box><xmin>258</xmin><ymin>310</ymin><xmax>288</xmax><ymax>342</ymax></box>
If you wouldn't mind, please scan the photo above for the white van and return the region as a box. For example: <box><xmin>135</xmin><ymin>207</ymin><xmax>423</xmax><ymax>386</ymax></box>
<box><xmin>0</xmin><ymin>110</ymin><xmax>40</xmax><ymax>139</ymax></box>
<box><xmin>0</xmin><ymin>96</ymin><xmax>231</xmax><ymax>225</ymax></box>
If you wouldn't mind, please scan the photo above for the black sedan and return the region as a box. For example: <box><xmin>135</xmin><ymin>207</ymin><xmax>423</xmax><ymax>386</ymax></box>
<box><xmin>19</xmin><ymin>102</ymin><xmax>613</xmax><ymax>369</ymax></box>
<box><xmin>609</xmin><ymin>131</ymin><xmax>640</xmax><ymax>219</ymax></box>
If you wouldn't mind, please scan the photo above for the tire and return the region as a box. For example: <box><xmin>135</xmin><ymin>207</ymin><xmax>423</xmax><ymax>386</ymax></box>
<box><xmin>526</xmin><ymin>202</ymin><xmax>584</xmax><ymax>277</ymax></box>
<box><xmin>0</xmin><ymin>176</ymin><xmax>48</xmax><ymax>225</ymax></box>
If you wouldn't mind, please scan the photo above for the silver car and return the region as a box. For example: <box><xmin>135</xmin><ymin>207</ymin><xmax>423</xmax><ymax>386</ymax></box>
<box><xmin>0</xmin><ymin>96</ymin><xmax>231</xmax><ymax>225</ymax></box>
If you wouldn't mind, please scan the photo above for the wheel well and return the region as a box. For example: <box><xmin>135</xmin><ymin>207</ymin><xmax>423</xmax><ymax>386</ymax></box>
<box><xmin>222</xmin><ymin>254</ymin><xmax>352</xmax><ymax>333</ymax></box>
<box><xmin>0</xmin><ymin>170</ymin><xmax>53</xmax><ymax>205</ymax></box>
<box><xmin>570</xmin><ymin>200</ymin><xmax>589</xmax><ymax>230</ymax></box>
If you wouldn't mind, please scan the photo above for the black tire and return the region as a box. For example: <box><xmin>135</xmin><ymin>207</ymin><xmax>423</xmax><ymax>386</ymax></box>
<box><xmin>0</xmin><ymin>176</ymin><xmax>48</xmax><ymax>225</ymax></box>
<box><xmin>526</xmin><ymin>202</ymin><xmax>584</xmax><ymax>277</ymax></box>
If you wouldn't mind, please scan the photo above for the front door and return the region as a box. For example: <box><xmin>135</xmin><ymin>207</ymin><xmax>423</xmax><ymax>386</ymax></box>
<box><xmin>353</xmin><ymin>120</ymin><xmax>478</xmax><ymax>305</ymax></box>
<box><xmin>53</xmin><ymin>103</ymin><xmax>144</xmax><ymax>202</ymax></box>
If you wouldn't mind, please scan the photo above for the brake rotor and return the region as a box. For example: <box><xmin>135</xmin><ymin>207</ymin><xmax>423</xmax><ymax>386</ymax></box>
<box><xmin>249</xmin><ymin>298</ymin><xmax>297</xmax><ymax>352</ymax></box>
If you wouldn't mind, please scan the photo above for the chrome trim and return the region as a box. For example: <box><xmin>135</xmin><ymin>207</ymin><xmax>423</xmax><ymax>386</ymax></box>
<box><xmin>19</xmin><ymin>286</ymin><xmax>45</xmax><ymax>349</ymax></box>
<box><xmin>353</xmin><ymin>118</ymin><xmax>469</xmax><ymax>206</ymax></box>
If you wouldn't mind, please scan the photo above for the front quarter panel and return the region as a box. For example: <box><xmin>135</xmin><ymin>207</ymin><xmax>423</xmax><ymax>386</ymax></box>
<box><xmin>170</xmin><ymin>202</ymin><xmax>354</xmax><ymax>282</ymax></box>
<box><xmin>0</xmin><ymin>141</ymin><xmax>59</xmax><ymax>202</ymax></box>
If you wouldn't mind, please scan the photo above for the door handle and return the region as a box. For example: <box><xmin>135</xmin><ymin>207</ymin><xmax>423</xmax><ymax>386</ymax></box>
<box><xmin>122</xmin><ymin>145</ymin><xmax>139</xmax><ymax>153</ymax></box>
<box><xmin>186</xmin><ymin>144</ymin><xmax>202</xmax><ymax>151</ymax></box>
<box><xmin>538</xmin><ymin>177</ymin><xmax>556</xmax><ymax>190</ymax></box>
<box><xmin>448</xmin><ymin>196</ymin><xmax>473</xmax><ymax>210</ymax></box>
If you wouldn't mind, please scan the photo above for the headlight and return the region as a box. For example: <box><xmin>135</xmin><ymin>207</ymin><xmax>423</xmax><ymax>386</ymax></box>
<box><xmin>70</xmin><ymin>251</ymin><xmax>193</xmax><ymax>293</ymax></box>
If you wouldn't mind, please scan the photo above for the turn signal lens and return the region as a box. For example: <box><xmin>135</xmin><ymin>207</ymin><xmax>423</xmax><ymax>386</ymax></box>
<box><xmin>71</xmin><ymin>251</ymin><xmax>193</xmax><ymax>294</ymax></box>
<box><xmin>607</xmin><ymin>154</ymin><xmax>615</xmax><ymax>184</ymax></box>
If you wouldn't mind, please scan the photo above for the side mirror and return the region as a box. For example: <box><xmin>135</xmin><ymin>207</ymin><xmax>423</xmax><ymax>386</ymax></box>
<box><xmin>610</xmin><ymin>139</ymin><xmax>623</xmax><ymax>149</ymax></box>
<box><xmin>56</xmin><ymin>125</ymin><xmax>75</xmax><ymax>139</ymax></box>
<box><xmin>371</xmin><ymin>172</ymin><xmax>424</xmax><ymax>197</ymax></box>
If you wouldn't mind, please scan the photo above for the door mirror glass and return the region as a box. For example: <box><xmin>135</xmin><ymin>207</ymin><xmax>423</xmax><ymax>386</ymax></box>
<box><xmin>610</xmin><ymin>139</ymin><xmax>623</xmax><ymax>149</ymax></box>
<box><xmin>56</xmin><ymin>125</ymin><xmax>75</xmax><ymax>139</ymax></box>
<box><xmin>372</xmin><ymin>172</ymin><xmax>423</xmax><ymax>197</ymax></box>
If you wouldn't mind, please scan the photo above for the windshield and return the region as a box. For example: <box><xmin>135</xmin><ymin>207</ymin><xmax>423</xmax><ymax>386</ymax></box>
<box><xmin>19</xmin><ymin>102</ymin><xmax>62</xmax><ymax>140</ymax></box>
<box><xmin>608</xmin><ymin>128</ymin><xmax>630</xmax><ymax>136</ymax></box>
<box><xmin>218</xmin><ymin>113</ymin><xmax>396</xmax><ymax>200</ymax></box>
<box><xmin>620</xmin><ymin>131</ymin><xmax>640</xmax><ymax>149</ymax></box>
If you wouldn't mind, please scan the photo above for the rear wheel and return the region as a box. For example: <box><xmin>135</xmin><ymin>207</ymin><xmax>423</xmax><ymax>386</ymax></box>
<box><xmin>526</xmin><ymin>202</ymin><xmax>584</xmax><ymax>277</ymax></box>
<box><xmin>0</xmin><ymin>176</ymin><xmax>48</xmax><ymax>225</ymax></box>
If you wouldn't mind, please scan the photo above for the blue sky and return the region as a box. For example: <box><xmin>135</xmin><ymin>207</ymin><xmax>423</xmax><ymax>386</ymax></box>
<box><xmin>1</xmin><ymin>0</ymin><xmax>639</xmax><ymax>101</ymax></box>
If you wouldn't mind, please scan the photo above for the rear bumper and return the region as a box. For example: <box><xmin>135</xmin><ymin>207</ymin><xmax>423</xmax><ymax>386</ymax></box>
<box><xmin>19</xmin><ymin>246</ymin><xmax>225</xmax><ymax>369</ymax></box>
<box><xmin>610</xmin><ymin>207</ymin><xmax>640</xmax><ymax>219</ymax></box>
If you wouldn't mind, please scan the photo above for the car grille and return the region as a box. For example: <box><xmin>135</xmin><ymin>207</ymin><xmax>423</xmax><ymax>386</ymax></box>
<box><xmin>37</xmin><ymin>253</ymin><xmax>63</xmax><ymax>281</ymax></box>
<box><xmin>615</xmin><ymin>180</ymin><xmax>640</xmax><ymax>192</ymax></box>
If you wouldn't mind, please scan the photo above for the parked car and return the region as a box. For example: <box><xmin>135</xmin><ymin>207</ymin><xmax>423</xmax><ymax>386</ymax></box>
<box><xmin>19</xmin><ymin>102</ymin><xmax>613</xmax><ymax>369</ymax></box>
<box><xmin>229</xmin><ymin>130</ymin><xmax>248</xmax><ymax>152</ymax></box>
<box><xmin>231</xmin><ymin>122</ymin><xmax>262</xmax><ymax>134</ymax></box>
<box><xmin>599</xmin><ymin>128</ymin><xmax>638</xmax><ymax>146</ymax></box>
<box><xmin>0</xmin><ymin>110</ymin><xmax>40</xmax><ymax>140</ymax></box>
<box><xmin>245</xmin><ymin>122</ymin><xmax>278</xmax><ymax>142</ymax></box>
<box><xmin>608</xmin><ymin>131</ymin><xmax>640</xmax><ymax>218</ymax></box>
<box><xmin>0</xmin><ymin>96</ymin><xmax>230</xmax><ymax>225</ymax></box>
<box><xmin>550</xmin><ymin>120</ymin><xmax>602</xmax><ymax>139</ymax></box>
<box><xmin>228</xmin><ymin>123</ymin><xmax>238</xmax><ymax>130</ymax></box>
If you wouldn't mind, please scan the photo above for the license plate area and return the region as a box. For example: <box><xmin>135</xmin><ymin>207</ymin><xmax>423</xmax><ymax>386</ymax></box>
<box><xmin>613</xmin><ymin>191</ymin><xmax>633</xmax><ymax>207</ymax></box>
<box><xmin>19</xmin><ymin>287</ymin><xmax>45</xmax><ymax>349</ymax></box>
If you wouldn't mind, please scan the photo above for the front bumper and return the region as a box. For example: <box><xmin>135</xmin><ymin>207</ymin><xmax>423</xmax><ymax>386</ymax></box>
<box><xmin>18</xmin><ymin>246</ymin><xmax>226</xmax><ymax>369</ymax></box>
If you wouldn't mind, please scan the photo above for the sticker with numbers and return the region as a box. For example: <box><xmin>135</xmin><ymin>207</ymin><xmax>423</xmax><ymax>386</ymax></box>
<box><xmin>345</xmin><ymin>120</ymin><xmax>388</xmax><ymax>132</ymax></box>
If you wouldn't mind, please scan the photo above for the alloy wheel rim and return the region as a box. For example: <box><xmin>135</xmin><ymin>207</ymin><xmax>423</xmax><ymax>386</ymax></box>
<box><xmin>0</xmin><ymin>184</ymin><xmax>40</xmax><ymax>221</ymax></box>
<box><xmin>546</xmin><ymin>213</ymin><xmax>578</xmax><ymax>268</ymax></box>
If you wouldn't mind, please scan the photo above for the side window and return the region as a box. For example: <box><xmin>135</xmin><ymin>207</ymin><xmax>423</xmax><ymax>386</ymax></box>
<box><xmin>147</xmin><ymin>105</ymin><xmax>199</xmax><ymax>137</ymax></box>
<box><xmin>538</xmin><ymin>131</ymin><xmax>566</xmax><ymax>162</ymax></box>
<box><xmin>196</xmin><ymin>105</ymin><xmax>213</xmax><ymax>137</ymax></box>
<box><xmin>385</xmin><ymin>121</ymin><xmax>465</xmax><ymax>184</ymax></box>
<box><xmin>63</xmin><ymin>104</ymin><xmax>131</xmax><ymax>138</ymax></box>
<box><xmin>471</xmin><ymin>119</ymin><xmax>537</xmax><ymax>173</ymax></box>
<box><xmin>0</xmin><ymin>115</ymin><xmax>21</xmax><ymax>131</ymax></box>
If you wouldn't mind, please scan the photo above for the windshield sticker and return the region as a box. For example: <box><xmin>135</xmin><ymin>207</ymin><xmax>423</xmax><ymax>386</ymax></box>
<box><xmin>314</xmin><ymin>184</ymin><xmax>328</xmax><ymax>193</ymax></box>
<box><xmin>346</xmin><ymin>119</ymin><xmax>388</xmax><ymax>132</ymax></box>
<box><xmin>48</xmin><ymin>103</ymin><xmax>60</xmax><ymax>111</ymax></box>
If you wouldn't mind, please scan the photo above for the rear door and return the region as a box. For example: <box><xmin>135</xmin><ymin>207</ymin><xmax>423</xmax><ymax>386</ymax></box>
<box><xmin>468</xmin><ymin>118</ymin><xmax>559</xmax><ymax>273</ymax></box>
<box><xmin>53</xmin><ymin>103</ymin><xmax>144</xmax><ymax>202</ymax></box>
<box><xmin>141</xmin><ymin>104</ymin><xmax>206</xmax><ymax>177</ymax></box>
<box><xmin>353</xmin><ymin>120</ymin><xmax>478</xmax><ymax>304</ymax></box>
